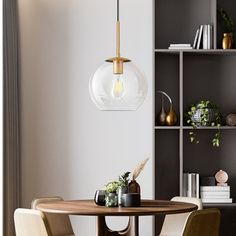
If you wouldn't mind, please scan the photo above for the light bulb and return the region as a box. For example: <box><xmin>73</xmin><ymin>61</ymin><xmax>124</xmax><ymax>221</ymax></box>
<box><xmin>112</xmin><ymin>74</ymin><xmax>124</xmax><ymax>99</ymax></box>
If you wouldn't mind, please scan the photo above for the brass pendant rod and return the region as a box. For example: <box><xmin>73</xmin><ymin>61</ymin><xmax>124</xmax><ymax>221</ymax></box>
<box><xmin>116</xmin><ymin>0</ymin><xmax>121</xmax><ymax>58</ymax></box>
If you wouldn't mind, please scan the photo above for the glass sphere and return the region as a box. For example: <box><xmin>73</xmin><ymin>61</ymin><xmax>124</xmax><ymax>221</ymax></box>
<box><xmin>89</xmin><ymin>61</ymin><xmax>148</xmax><ymax>110</ymax></box>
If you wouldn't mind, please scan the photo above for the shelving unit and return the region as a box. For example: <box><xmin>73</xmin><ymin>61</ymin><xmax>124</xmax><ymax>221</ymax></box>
<box><xmin>154</xmin><ymin>0</ymin><xmax>236</xmax><ymax>235</ymax></box>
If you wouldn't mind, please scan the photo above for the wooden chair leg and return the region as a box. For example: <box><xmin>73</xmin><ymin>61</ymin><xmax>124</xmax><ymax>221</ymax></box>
<box><xmin>96</xmin><ymin>216</ymin><xmax>139</xmax><ymax>236</ymax></box>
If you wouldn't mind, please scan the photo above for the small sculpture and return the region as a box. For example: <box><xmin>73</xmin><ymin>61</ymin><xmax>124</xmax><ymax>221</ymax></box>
<box><xmin>215</xmin><ymin>170</ymin><xmax>228</xmax><ymax>186</ymax></box>
<box><xmin>226</xmin><ymin>113</ymin><xmax>236</xmax><ymax>126</ymax></box>
<box><xmin>156</xmin><ymin>91</ymin><xmax>177</xmax><ymax>126</ymax></box>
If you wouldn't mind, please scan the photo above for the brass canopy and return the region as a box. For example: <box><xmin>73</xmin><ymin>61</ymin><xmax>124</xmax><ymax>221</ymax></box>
<box><xmin>106</xmin><ymin>57</ymin><xmax>131</xmax><ymax>74</ymax></box>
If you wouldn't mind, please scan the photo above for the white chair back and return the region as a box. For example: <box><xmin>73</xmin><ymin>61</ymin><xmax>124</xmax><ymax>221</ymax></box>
<box><xmin>14</xmin><ymin>208</ymin><xmax>51</xmax><ymax>236</ymax></box>
<box><xmin>160</xmin><ymin>197</ymin><xmax>202</xmax><ymax>236</ymax></box>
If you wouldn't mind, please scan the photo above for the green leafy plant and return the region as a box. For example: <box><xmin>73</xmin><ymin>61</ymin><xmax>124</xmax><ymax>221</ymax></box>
<box><xmin>218</xmin><ymin>8</ymin><xmax>234</xmax><ymax>33</ymax></box>
<box><xmin>118</xmin><ymin>171</ymin><xmax>130</xmax><ymax>188</ymax></box>
<box><xmin>104</xmin><ymin>181</ymin><xmax>119</xmax><ymax>193</ymax></box>
<box><xmin>186</xmin><ymin>100</ymin><xmax>222</xmax><ymax>147</ymax></box>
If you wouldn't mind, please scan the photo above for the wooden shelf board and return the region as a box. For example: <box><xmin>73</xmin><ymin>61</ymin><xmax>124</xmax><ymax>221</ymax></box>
<box><xmin>155</xmin><ymin>49</ymin><xmax>236</xmax><ymax>55</ymax></box>
<box><xmin>155</xmin><ymin>126</ymin><xmax>236</xmax><ymax>130</ymax></box>
<box><xmin>183</xmin><ymin>126</ymin><xmax>236</xmax><ymax>130</ymax></box>
<box><xmin>154</xmin><ymin>126</ymin><xmax>180</xmax><ymax>130</ymax></box>
<box><xmin>203</xmin><ymin>203</ymin><xmax>236</xmax><ymax>208</ymax></box>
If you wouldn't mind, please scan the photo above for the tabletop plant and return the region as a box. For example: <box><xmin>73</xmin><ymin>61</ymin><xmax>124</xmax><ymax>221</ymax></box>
<box><xmin>118</xmin><ymin>172</ymin><xmax>131</xmax><ymax>188</ymax></box>
<box><xmin>105</xmin><ymin>181</ymin><xmax>119</xmax><ymax>193</ymax></box>
<box><xmin>186</xmin><ymin>100</ymin><xmax>222</xmax><ymax>147</ymax></box>
<box><xmin>117</xmin><ymin>172</ymin><xmax>130</xmax><ymax>206</ymax></box>
<box><xmin>104</xmin><ymin>181</ymin><xmax>119</xmax><ymax>207</ymax></box>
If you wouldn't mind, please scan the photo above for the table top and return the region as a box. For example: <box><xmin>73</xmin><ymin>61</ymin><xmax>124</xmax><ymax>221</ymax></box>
<box><xmin>36</xmin><ymin>199</ymin><xmax>197</xmax><ymax>216</ymax></box>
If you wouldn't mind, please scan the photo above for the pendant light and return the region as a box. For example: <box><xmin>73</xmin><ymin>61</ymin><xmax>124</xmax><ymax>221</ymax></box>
<box><xmin>89</xmin><ymin>0</ymin><xmax>148</xmax><ymax>111</ymax></box>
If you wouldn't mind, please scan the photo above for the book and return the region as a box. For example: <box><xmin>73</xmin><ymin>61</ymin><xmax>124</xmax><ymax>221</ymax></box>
<box><xmin>201</xmin><ymin>191</ymin><xmax>230</xmax><ymax>198</ymax></box>
<box><xmin>196</xmin><ymin>173</ymin><xmax>199</xmax><ymax>198</ymax></box>
<box><xmin>203</xmin><ymin>25</ymin><xmax>208</xmax><ymax>49</ymax></box>
<box><xmin>170</xmin><ymin>44</ymin><xmax>191</xmax><ymax>47</ymax></box>
<box><xmin>183</xmin><ymin>173</ymin><xmax>188</xmax><ymax>196</ymax></box>
<box><xmin>193</xmin><ymin>29</ymin><xmax>199</xmax><ymax>49</ymax></box>
<box><xmin>191</xmin><ymin>173</ymin><xmax>196</xmax><ymax>197</ymax></box>
<box><xmin>197</xmin><ymin>25</ymin><xmax>204</xmax><ymax>49</ymax></box>
<box><xmin>201</xmin><ymin>192</ymin><xmax>230</xmax><ymax>198</ymax></box>
<box><xmin>200</xmin><ymin>186</ymin><xmax>230</xmax><ymax>192</ymax></box>
<box><xmin>202</xmin><ymin>198</ymin><xmax>233</xmax><ymax>203</ymax></box>
<box><xmin>168</xmin><ymin>47</ymin><xmax>192</xmax><ymax>50</ymax></box>
<box><xmin>187</xmin><ymin>173</ymin><xmax>192</xmax><ymax>197</ymax></box>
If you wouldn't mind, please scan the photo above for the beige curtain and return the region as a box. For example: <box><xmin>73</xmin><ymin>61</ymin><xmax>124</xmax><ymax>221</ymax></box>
<box><xmin>3</xmin><ymin>0</ymin><xmax>21</xmax><ymax>235</ymax></box>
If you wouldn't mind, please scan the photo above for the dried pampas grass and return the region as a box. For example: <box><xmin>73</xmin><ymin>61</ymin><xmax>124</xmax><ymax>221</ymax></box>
<box><xmin>132</xmin><ymin>158</ymin><xmax>149</xmax><ymax>180</ymax></box>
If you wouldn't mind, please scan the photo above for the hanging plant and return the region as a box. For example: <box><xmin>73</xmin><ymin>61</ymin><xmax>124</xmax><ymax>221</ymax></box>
<box><xmin>186</xmin><ymin>100</ymin><xmax>222</xmax><ymax>147</ymax></box>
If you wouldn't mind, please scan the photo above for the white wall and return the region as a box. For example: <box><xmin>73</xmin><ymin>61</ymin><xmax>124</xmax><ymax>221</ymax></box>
<box><xmin>18</xmin><ymin>0</ymin><xmax>153</xmax><ymax>235</ymax></box>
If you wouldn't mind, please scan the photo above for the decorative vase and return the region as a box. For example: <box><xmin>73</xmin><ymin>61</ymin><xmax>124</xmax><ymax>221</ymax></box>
<box><xmin>94</xmin><ymin>190</ymin><xmax>106</xmax><ymax>206</ymax></box>
<box><xmin>105</xmin><ymin>192</ymin><xmax>118</xmax><ymax>207</ymax></box>
<box><xmin>191</xmin><ymin>108</ymin><xmax>216</xmax><ymax>124</ymax></box>
<box><xmin>128</xmin><ymin>180</ymin><xmax>140</xmax><ymax>194</ymax></box>
<box><xmin>156</xmin><ymin>95</ymin><xmax>166</xmax><ymax>125</ymax></box>
<box><xmin>222</xmin><ymin>33</ymin><xmax>233</xmax><ymax>49</ymax></box>
<box><xmin>117</xmin><ymin>186</ymin><xmax>128</xmax><ymax>206</ymax></box>
<box><xmin>166</xmin><ymin>105</ymin><xmax>177</xmax><ymax>126</ymax></box>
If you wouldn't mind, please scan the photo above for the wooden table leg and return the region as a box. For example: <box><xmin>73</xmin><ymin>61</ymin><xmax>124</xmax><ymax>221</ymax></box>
<box><xmin>96</xmin><ymin>216</ymin><xmax>139</xmax><ymax>236</ymax></box>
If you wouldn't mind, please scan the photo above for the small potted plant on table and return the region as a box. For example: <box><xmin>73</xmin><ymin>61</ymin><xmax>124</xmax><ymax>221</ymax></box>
<box><xmin>104</xmin><ymin>181</ymin><xmax>119</xmax><ymax>207</ymax></box>
<box><xmin>117</xmin><ymin>172</ymin><xmax>130</xmax><ymax>206</ymax></box>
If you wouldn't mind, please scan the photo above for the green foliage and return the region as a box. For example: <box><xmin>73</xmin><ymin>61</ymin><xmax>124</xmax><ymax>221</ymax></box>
<box><xmin>218</xmin><ymin>8</ymin><xmax>234</xmax><ymax>33</ymax></box>
<box><xmin>186</xmin><ymin>100</ymin><xmax>222</xmax><ymax>147</ymax></box>
<box><xmin>104</xmin><ymin>181</ymin><xmax>119</xmax><ymax>193</ymax></box>
<box><xmin>118</xmin><ymin>171</ymin><xmax>131</xmax><ymax>188</ymax></box>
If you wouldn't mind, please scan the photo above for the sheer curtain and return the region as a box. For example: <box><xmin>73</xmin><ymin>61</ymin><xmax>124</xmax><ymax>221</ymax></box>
<box><xmin>3</xmin><ymin>0</ymin><xmax>21</xmax><ymax>235</ymax></box>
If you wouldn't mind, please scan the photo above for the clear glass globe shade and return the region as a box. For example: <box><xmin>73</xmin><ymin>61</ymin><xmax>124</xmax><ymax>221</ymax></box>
<box><xmin>89</xmin><ymin>62</ymin><xmax>148</xmax><ymax>110</ymax></box>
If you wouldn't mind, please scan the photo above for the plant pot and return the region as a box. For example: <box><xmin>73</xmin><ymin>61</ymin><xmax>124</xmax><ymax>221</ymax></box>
<box><xmin>105</xmin><ymin>193</ymin><xmax>118</xmax><ymax>207</ymax></box>
<box><xmin>222</xmin><ymin>33</ymin><xmax>233</xmax><ymax>49</ymax></box>
<box><xmin>117</xmin><ymin>186</ymin><xmax>128</xmax><ymax>206</ymax></box>
<box><xmin>191</xmin><ymin>108</ymin><xmax>216</xmax><ymax>125</ymax></box>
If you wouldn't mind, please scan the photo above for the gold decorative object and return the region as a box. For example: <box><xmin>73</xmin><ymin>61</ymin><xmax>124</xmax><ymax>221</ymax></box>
<box><xmin>222</xmin><ymin>33</ymin><xmax>233</xmax><ymax>49</ymax></box>
<box><xmin>166</xmin><ymin>105</ymin><xmax>177</xmax><ymax>126</ymax></box>
<box><xmin>156</xmin><ymin>94</ymin><xmax>166</xmax><ymax>125</ymax></box>
<box><xmin>156</xmin><ymin>91</ymin><xmax>177</xmax><ymax>126</ymax></box>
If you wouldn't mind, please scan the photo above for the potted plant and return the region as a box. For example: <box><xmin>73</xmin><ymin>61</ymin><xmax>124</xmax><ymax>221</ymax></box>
<box><xmin>218</xmin><ymin>8</ymin><xmax>234</xmax><ymax>49</ymax></box>
<box><xmin>117</xmin><ymin>172</ymin><xmax>130</xmax><ymax>206</ymax></box>
<box><xmin>104</xmin><ymin>181</ymin><xmax>119</xmax><ymax>207</ymax></box>
<box><xmin>186</xmin><ymin>100</ymin><xmax>222</xmax><ymax>147</ymax></box>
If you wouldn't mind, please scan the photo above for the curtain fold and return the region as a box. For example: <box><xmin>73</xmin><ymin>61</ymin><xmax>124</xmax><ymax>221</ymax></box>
<box><xmin>3</xmin><ymin>0</ymin><xmax>21</xmax><ymax>235</ymax></box>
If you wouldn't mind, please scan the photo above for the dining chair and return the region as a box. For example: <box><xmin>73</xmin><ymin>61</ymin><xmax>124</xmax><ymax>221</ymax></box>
<box><xmin>159</xmin><ymin>196</ymin><xmax>202</xmax><ymax>236</ymax></box>
<box><xmin>14</xmin><ymin>208</ymin><xmax>52</xmax><ymax>236</ymax></box>
<box><xmin>31</xmin><ymin>196</ymin><xmax>75</xmax><ymax>236</ymax></box>
<box><xmin>183</xmin><ymin>208</ymin><xmax>221</xmax><ymax>236</ymax></box>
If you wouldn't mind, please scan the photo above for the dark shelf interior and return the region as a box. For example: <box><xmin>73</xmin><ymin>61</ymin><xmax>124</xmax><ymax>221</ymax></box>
<box><xmin>183</xmin><ymin>54</ymin><xmax>236</xmax><ymax>123</ymax></box>
<box><xmin>155</xmin><ymin>0</ymin><xmax>214</xmax><ymax>49</ymax></box>
<box><xmin>183</xmin><ymin>130</ymin><xmax>236</xmax><ymax>201</ymax></box>
<box><xmin>155</xmin><ymin>54</ymin><xmax>180</xmax><ymax>126</ymax></box>
<box><xmin>217</xmin><ymin>1</ymin><xmax>236</xmax><ymax>49</ymax></box>
<box><xmin>155</xmin><ymin>130</ymin><xmax>179</xmax><ymax>200</ymax></box>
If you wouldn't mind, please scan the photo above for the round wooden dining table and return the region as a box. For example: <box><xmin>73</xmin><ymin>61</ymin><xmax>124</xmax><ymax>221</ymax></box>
<box><xmin>37</xmin><ymin>199</ymin><xmax>197</xmax><ymax>236</ymax></box>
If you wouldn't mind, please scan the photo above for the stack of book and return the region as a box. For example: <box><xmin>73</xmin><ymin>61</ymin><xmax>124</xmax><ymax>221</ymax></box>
<box><xmin>183</xmin><ymin>173</ymin><xmax>200</xmax><ymax>198</ymax></box>
<box><xmin>193</xmin><ymin>24</ymin><xmax>213</xmax><ymax>49</ymax></box>
<box><xmin>168</xmin><ymin>44</ymin><xmax>192</xmax><ymax>50</ymax></box>
<box><xmin>200</xmin><ymin>186</ymin><xmax>232</xmax><ymax>203</ymax></box>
